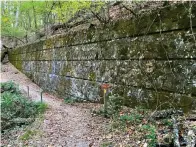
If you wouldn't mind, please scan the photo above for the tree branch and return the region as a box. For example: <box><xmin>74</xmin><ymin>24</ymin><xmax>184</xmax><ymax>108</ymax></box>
<box><xmin>121</xmin><ymin>4</ymin><xmax>137</xmax><ymax>16</ymax></box>
<box><xmin>91</xmin><ymin>10</ymin><xmax>105</xmax><ymax>23</ymax></box>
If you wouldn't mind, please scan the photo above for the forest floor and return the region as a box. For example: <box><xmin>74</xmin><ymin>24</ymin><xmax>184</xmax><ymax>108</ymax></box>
<box><xmin>1</xmin><ymin>63</ymin><xmax>108</xmax><ymax>147</ymax></box>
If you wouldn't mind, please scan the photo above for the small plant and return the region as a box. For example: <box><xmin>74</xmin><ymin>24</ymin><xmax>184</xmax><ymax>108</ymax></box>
<box><xmin>103</xmin><ymin>94</ymin><xmax>124</xmax><ymax>117</ymax></box>
<box><xmin>101</xmin><ymin>142</ymin><xmax>113</xmax><ymax>147</ymax></box>
<box><xmin>92</xmin><ymin>94</ymin><xmax>124</xmax><ymax>118</ymax></box>
<box><xmin>1</xmin><ymin>81</ymin><xmax>20</xmax><ymax>94</ymax></box>
<box><xmin>64</xmin><ymin>97</ymin><xmax>77</xmax><ymax>104</ymax></box>
<box><xmin>108</xmin><ymin>94</ymin><xmax>124</xmax><ymax>112</ymax></box>
<box><xmin>35</xmin><ymin>102</ymin><xmax>48</xmax><ymax>113</ymax></box>
<box><xmin>142</xmin><ymin>124</ymin><xmax>157</xmax><ymax>147</ymax></box>
<box><xmin>120</xmin><ymin>113</ymin><xmax>143</xmax><ymax>125</ymax></box>
<box><xmin>20</xmin><ymin>130</ymin><xmax>37</xmax><ymax>141</ymax></box>
<box><xmin>162</xmin><ymin>119</ymin><xmax>173</xmax><ymax>127</ymax></box>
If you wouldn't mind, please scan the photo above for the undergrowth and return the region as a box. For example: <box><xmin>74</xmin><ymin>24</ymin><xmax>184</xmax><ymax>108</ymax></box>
<box><xmin>64</xmin><ymin>97</ymin><xmax>86</xmax><ymax>104</ymax></box>
<box><xmin>142</xmin><ymin>124</ymin><xmax>157</xmax><ymax>147</ymax></box>
<box><xmin>92</xmin><ymin>94</ymin><xmax>124</xmax><ymax>118</ymax></box>
<box><xmin>1</xmin><ymin>81</ymin><xmax>48</xmax><ymax>131</ymax></box>
<box><xmin>19</xmin><ymin>130</ymin><xmax>37</xmax><ymax>141</ymax></box>
<box><xmin>64</xmin><ymin>97</ymin><xmax>78</xmax><ymax>104</ymax></box>
<box><xmin>92</xmin><ymin>94</ymin><xmax>157</xmax><ymax>147</ymax></box>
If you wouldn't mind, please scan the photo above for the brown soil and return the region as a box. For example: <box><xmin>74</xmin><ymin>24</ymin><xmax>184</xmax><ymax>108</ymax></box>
<box><xmin>1</xmin><ymin>63</ymin><xmax>108</xmax><ymax>147</ymax></box>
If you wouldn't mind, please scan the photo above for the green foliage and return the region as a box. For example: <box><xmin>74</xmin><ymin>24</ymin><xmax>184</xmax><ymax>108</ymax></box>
<box><xmin>35</xmin><ymin>102</ymin><xmax>48</xmax><ymax>114</ymax></box>
<box><xmin>91</xmin><ymin>107</ymin><xmax>105</xmax><ymax>117</ymax></box>
<box><xmin>120</xmin><ymin>113</ymin><xmax>143</xmax><ymax>124</ymax></box>
<box><xmin>89</xmin><ymin>72</ymin><xmax>96</xmax><ymax>81</ymax></box>
<box><xmin>2</xmin><ymin>91</ymin><xmax>38</xmax><ymax>119</ymax></box>
<box><xmin>1</xmin><ymin>26</ymin><xmax>26</xmax><ymax>38</ymax></box>
<box><xmin>93</xmin><ymin>94</ymin><xmax>158</xmax><ymax>146</ymax></box>
<box><xmin>107</xmin><ymin>94</ymin><xmax>124</xmax><ymax>112</ymax></box>
<box><xmin>142</xmin><ymin>125</ymin><xmax>157</xmax><ymax>147</ymax></box>
<box><xmin>161</xmin><ymin>119</ymin><xmax>173</xmax><ymax>126</ymax></box>
<box><xmin>101</xmin><ymin>142</ymin><xmax>113</xmax><ymax>147</ymax></box>
<box><xmin>92</xmin><ymin>94</ymin><xmax>124</xmax><ymax>117</ymax></box>
<box><xmin>116</xmin><ymin>107</ymin><xmax>147</xmax><ymax>131</ymax></box>
<box><xmin>64</xmin><ymin>97</ymin><xmax>86</xmax><ymax>104</ymax></box>
<box><xmin>64</xmin><ymin>97</ymin><xmax>77</xmax><ymax>104</ymax></box>
<box><xmin>103</xmin><ymin>94</ymin><xmax>124</xmax><ymax>117</ymax></box>
<box><xmin>1</xmin><ymin>81</ymin><xmax>20</xmax><ymax>93</ymax></box>
<box><xmin>1</xmin><ymin>81</ymin><xmax>48</xmax><ymax>131</ymax></box>
<box><xmin>92</xmin><ymin>94</ymin><xmax>149</xmax><ymax>122</ymax></box>
<box><xmin>1</xmin><ymin>1</ymin><xmax>105</xmax><ymax>38</ymax></box>
<box><xmin>19</xmin><ymin>130</ymin><xmax>37</xmax><ymax>141</ymax></box>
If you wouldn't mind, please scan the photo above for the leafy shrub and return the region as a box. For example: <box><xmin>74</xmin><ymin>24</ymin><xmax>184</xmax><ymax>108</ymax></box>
<box><xmin>1</xmin><ymin>81</ymin><xmax>48</xmax><ymax>131</ymax></box>
<box><xmin>35</xmin><ymin>102</ymin><xmax>48</xmax><ymax>114</ymax></box>
<box><xmin>120</xmin><ymin>113</ymin><xmax>143</xmax><ymax>124</ymax></box>
<box><xmin>107</xmin><ymin>94</ymin><xmax>124</xmax><ymax>114</ymax></box>
<box><xmin>142</xmin><ymin>124</ymin><xmax>157</xmax><ymax>147</ymax></box>
<box><xmin>162</xmin><ymin>119</ymin><xmax>173</xmax><ymax>127</ymax></box>
<box><xmin>19</xmin><ymin>130</ymin><xmax>37</xmax><ymax>141</ymax></box>
<box><xmin>1</xmin><ymin>81</ymin><xmax>20</xmax><ymax>94</ymax></box>
<box><xmin>92</xmin><ymin>94</ymin><xmax>124</xmax><ymax>117</ymax></box>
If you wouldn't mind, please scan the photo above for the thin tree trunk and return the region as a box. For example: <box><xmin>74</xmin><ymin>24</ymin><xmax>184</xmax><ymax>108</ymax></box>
<box><xmin>15</xmin><ymin>2</ymin><xmax>20</xmax><ymax>27</ymax></box>
<box><xmin>1</xmin><ymin>1</ymin><xmax>5</xmax><ymax>15</ymax></box>
<box><xmin>32</xmin><ymin>1</ymin><xmax>37</xmax><ymax>29</ymax></box>
<box><xmin>27</xmin><ymin>11</ymin><xmax>31</xmax><ymax>28</ymax></box>
<box><xmin>58</xmin><ymin>1</ymin><xmax>64</xmax><ymax>23</ymax></box>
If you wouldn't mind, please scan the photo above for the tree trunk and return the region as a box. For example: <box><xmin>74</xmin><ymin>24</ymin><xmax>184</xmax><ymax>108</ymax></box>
<box><xmin>27</xmin><ymin>11</ymin><xmax>31</xmax><ymax>28</ymax></box>
<box><xmin>32</xmin><ymin>1</ymin><xmax>37</xmax><ymax>29</ymax></box>
<box><xmin>15</xmin><ymin>2</ymin><xmax>20</xmax><ymax>27</ymax></box>
<box><xmin>1</xmin><ymin>1</ymin><xmax>5</xmax><ymax>15</ymax></box>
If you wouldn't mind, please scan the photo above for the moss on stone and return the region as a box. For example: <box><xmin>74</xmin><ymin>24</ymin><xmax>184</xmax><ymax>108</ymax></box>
<box><xmin>86</xmin><ymin>29</ymin><xmax>94</xmax><ymax>41</ymax></box>
<box><xmin>44</xmin><ymin>38</ymin><xmax>54</xmax><ymax>49</ymax></box>
<box><xmin>60</xmin><ymin>66</ymin><xmax>72</xmax><ymax>76</ymax></box>
<box><xmin>14</xmin><ymin>60</ymin><xmax>22</xmax><ymax>70</ymax></box>
<box><xmin>118</xmin><ymin>47</ymin><xmax>128</xmax><ymax>60</ymax></box>
<box><xmin>89</xmin><ymin>72</ymin><xmax>96</xmax><ymax>81</ymax></box>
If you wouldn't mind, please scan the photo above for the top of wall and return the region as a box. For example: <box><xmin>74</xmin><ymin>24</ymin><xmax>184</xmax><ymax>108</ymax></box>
<box><xmin>12</xmin><ymin>3</ymin><xmax>196</xmax><ymax>55</ymax></box>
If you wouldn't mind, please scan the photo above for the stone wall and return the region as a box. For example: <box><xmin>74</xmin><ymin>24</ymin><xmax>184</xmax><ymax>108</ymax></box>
<box><xmin>9</xmin><ymin>3</ymin><xmax>196</xmax><ymax>112</ymax></box>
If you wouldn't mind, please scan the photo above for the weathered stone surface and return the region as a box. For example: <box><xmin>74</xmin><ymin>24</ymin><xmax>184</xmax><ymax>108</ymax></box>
<box><xmin>106</xmin><ymin>29</ymin><xmax>196</xmax><ymax>60</ymax></box>
<box><xmin>20</xmin><ymin>59</ymin><xmax>196</xmax><ymax>95</ymax></box>
<box><xmin>10</xmin><ymin>28</ymin><xmax>196</xmax><ymax>61</ymax></box>
<box><xmin>112</xmin><ymin>85</ymin><xmax>196</xmax><ymax>113</ymax></box>
<box><xmin>9</xmin><ymin>3</ymin><xmax>196</xmax><ymax>111</ymax></box>
<box><xmin>117</xmin><ymin>60</ymin><xmax>196</xmax><ymax>95</ymax></box>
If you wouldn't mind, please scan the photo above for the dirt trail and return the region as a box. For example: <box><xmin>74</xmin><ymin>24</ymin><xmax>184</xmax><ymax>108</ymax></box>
<box><xmin>1</xmin><ymin>63</ymin><xmax>107</xmax><ymax>147</ymax></box>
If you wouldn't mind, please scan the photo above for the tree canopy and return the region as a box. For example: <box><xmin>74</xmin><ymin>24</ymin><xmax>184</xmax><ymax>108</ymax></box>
<box><xmin>1</xmin><ymin>1</ymin><xmax>105</xmax><ymax>39</ymax></box>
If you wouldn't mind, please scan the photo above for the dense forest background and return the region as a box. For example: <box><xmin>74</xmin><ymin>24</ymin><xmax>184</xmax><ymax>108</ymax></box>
<box><xmin>1</xmin><ymin>1</ymin><xmax>172</xmax><ymax>47</ymax></box>
<box><xmin>1</xmin><ymin>1</ymin><xmax>108</xmax><ymax>42</ymax></box>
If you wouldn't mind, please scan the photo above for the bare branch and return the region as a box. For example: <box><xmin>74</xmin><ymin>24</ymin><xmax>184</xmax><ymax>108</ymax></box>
<box><xmin>121</xmin><ymin>4</ymin><xmax>137</xmax><ymax>16</ymax></box>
